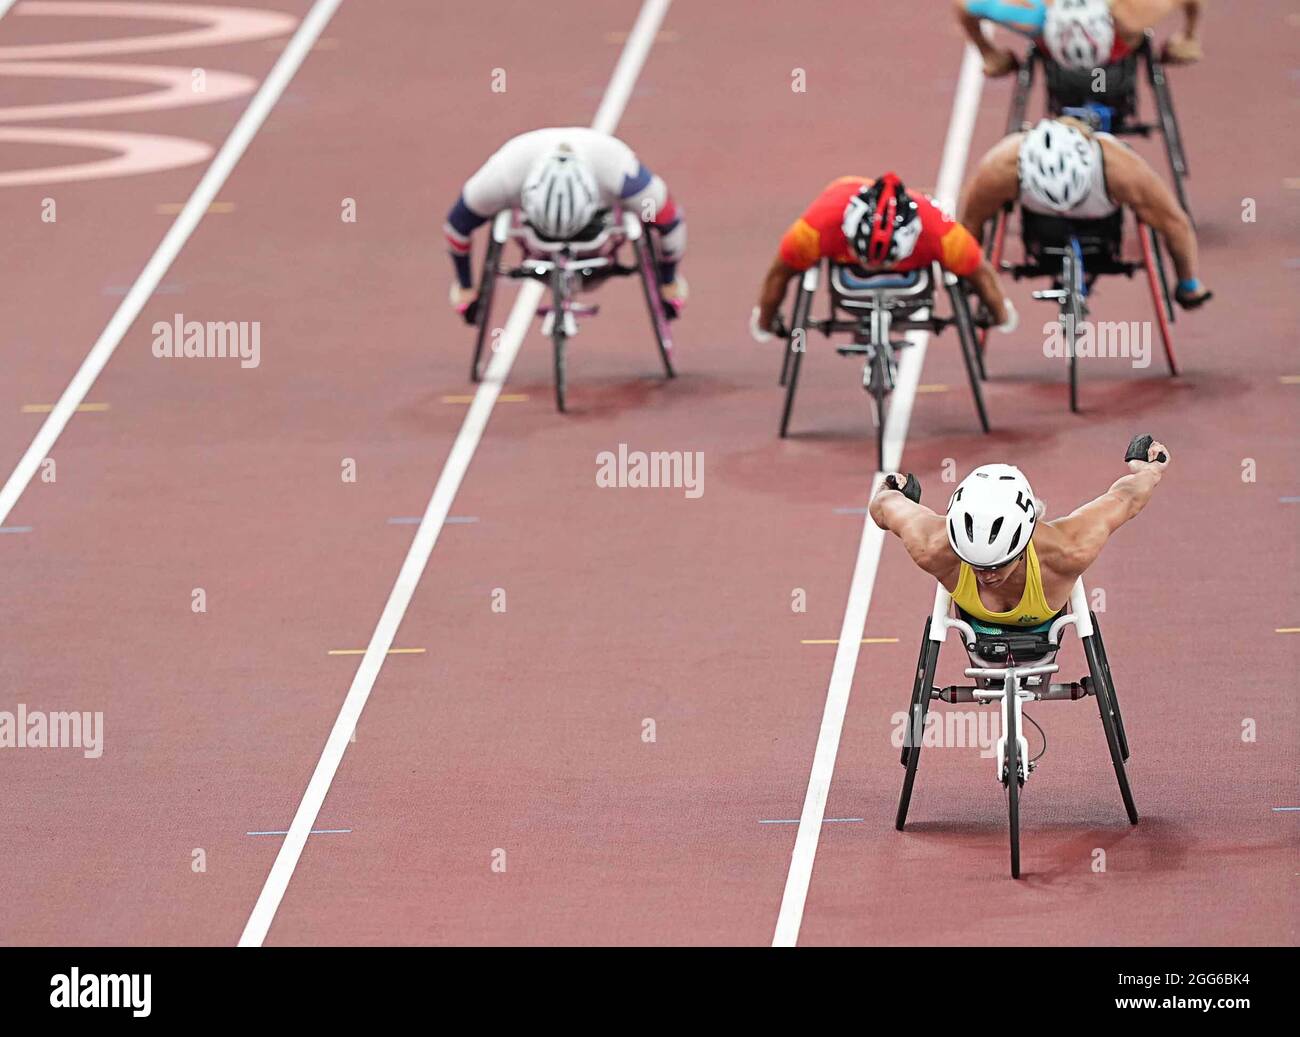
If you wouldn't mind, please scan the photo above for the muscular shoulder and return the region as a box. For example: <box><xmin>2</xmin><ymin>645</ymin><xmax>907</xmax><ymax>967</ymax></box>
<box><xmin>1034</xmin><ymin>519</ymin><xmax>1096</xmax><ymax>579</ymax></box>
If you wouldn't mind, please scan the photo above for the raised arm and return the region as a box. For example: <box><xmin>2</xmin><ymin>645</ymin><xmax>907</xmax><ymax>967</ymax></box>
<box><xmin>870</xmin><ymin>478</ymin><xmax>956</xmax><ymax>581</ymax></box>
<box><xmin>958</xmin><ymin>134</ymin><xmax>1022</xmax><ymax>241</ymax></box>
<box><xmin>1046</xmin><ymin>439</ymin><xmax>1171</xmax><ymax>578</ymax></box>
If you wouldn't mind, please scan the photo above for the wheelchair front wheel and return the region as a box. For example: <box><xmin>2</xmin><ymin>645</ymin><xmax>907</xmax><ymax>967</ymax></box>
<box><xmin>1004</xmin><ymin>693</ymin><xmax>1022</xmax><ymax>879</ymax></box>
<box><xmin>470</xmin><ymin>235</ymin><xmax>503</xmax><ymax>383</ymax></box>
<box><xmin>634</xmin><ymin>231</ymin><xmax>675</xmax><ymax>379</ymax></box>
<box><xmin>551</xmin><ymin>267</ymin><xmax>568</xmax><ymax>413</ymax></box>
<box><xmin>778</xmin><ymin>285</ymin><xmax>813</xmax><ymax>437</ymax></box>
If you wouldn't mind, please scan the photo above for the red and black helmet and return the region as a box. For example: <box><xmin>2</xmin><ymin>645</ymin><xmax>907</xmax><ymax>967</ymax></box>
<box><xmin>842</xmin><ymin>173</ymin><xmax>921</xmax><ymax>267</ymax></box>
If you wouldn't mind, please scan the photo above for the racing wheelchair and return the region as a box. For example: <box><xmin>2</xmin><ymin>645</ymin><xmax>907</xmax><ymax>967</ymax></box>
<box><xmin>891</xmin><ymin>436</ymin><xmax>1158</xmax><ymax>877</ymax></box>
<box><xmin>987</xmin><ymin>205</ymin><xmax>1177</xmax><ymax>413</ymax></box>
<box><xmin>468</xmin><ymin>207</ymin><xmax>675</xmax><ymax>413</ymax></box>
<box><xmin>776</xmin><ymin>262</ymin><xmax>990</xmax><ymax>473</ymax></box>
<box><xmin>1005</xmin><ymin>32</ymin><xmax>1192</xmax><ymax>219</ymax></box>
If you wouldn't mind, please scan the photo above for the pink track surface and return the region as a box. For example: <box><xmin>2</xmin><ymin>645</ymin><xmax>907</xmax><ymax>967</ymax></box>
<box><xmin>0</xmin><ymin>0</ymin><xmax>1295</xmax><ymax>946</ymax></box>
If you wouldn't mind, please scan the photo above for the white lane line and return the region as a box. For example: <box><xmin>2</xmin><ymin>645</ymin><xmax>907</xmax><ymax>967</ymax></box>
<box><xmin>0</xmin><ymin>1</ymin><xmax>19</xmax><ymax>23</ymax></box>
<box><xmin>0</xmin><ymin>0</ymin><xmax>343</xmax><ymax>528</ymax></box>
<box><xmin>770</xmin><ymin>42</ymin><xmax>987</xmax><ymax>949</ymax></box>
<box><xmin>237</xmin><ymin>0</ymin><xmax>674</xmax><ymax>948</ymax></box>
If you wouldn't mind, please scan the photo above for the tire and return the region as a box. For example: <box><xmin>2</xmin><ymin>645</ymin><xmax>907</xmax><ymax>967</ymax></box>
<box><xmin>1090</xmin><ymin>612</ymin><xmax>1130</xmax><ymax>762</ymax></box>
<box><xmin>1062</xmin><ymin>249</ymin><xmax>1083</xmax><ymax>414</ymax></box>
<box><xmin>551</xmin><ymin>266</ymin><xmax>568</xmax><ymax>414</ymax></box>
<box><xmin>1084</xmin><ymin>635</ymin><xmax>1139</xmax><ymax>825</ymax></box>
<box><xmin>869</xmin><ymin>347</ymin><xmax>889</xmax><ymax>473</ymax></box>
<box><xmin>778</xmin><ymin>285</ymin><xmax>813</xmax><ymax>437</ymax></box>
<box><xmin>634</xmin><ymin>232</ymin><xmax>675</xmax><ymax>379</ymax></box>
<box><xmin>949</xmin><ymin>281</ymin><xmax>991</xmax><ymax>431</ymax></box>
<box><xmin>896</xmin><ymin>632</ymin><xmax>940</xmax><ymax>831</ymax></box>
<box><xmin>470</xmin><ymin>235</ymin><xmax>503</xmax><ymax>383</ymax></box>
<box><xmin>1006</xmin><ymin>702</ymin><xmax>1021</xmax><ymax>879</ymax></box>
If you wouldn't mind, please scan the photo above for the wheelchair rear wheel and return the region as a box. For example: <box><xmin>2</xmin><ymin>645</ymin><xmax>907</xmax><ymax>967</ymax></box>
<box><xmin>947</xmin><ymin>280</ymin><xmax>991</xmax><ymax>430</ymax></box>
<box><xmin>1090</xmin><ymin>612</ymin><xmax>1129</xmax><ymax>762</ymax></box>
<box><xmin>634</xmin><ymin>231</ymin><xmax>676</xmax><ymax>379</ymax></box>
<box><xmin>1084</xmin><ymin>634</ymin><xmax>1139</xmax><ymax>825</ymax></box>
<box><xmin>895</xmin><ymin>619</ymin><xmax>940</xmax><ymax>830</ymax></box>
<box><xmin>470</xmin><ymin>234</ymin><xmax>503</xmax><ymax>383</ymax></box>
<box><xmin>778</xmin><ymin>284</ymin><xmax>813</xmax><ymax>437</ymax></box>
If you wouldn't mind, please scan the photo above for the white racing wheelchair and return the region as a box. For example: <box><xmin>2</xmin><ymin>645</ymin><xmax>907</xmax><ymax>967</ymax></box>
<box><xmin>468</xmin><ymin>206</ymin><xmax>675</xmax><ymax>413</ymax></box>
<box><xmin>777</xmin><ymin>262</ymin><xmax>990</xmax><ymax>473</ymax></box>
<box><xmin>890</xmin><ymin>436</ymin><xmax>1161</xmax><ymax>877</ymax></box>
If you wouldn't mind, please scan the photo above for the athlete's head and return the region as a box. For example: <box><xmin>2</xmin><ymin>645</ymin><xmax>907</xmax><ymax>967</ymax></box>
<box><xmin>1018</xmin><ymin>118</ymin><xmax>1095</xmax><ymax>213</ymax></box>
<box><xmin>842</xmin><ymin>173</ymin><xmax>921</xmax><ymax>268</ymax></box>
<box><xmin>521</xmin><ymin>145</ymin><xmax>600</xmax><ymax>240</ymax></box>
<box><xmin>946</xmin><ymin>464</ymin><xmax>1041</xmax><ymax>580</ymax></box>
<box><xmin>1043</xmin><ymin>0</ymin><xmax>1115</xmax><ymax>71</ymax></box>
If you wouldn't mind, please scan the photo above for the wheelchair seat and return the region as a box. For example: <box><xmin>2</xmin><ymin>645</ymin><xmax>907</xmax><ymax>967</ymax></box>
<box><xmin>1019</xmin><ymin>208</ymin><xmax>1125</xmax><ymax>277</ymax></box>
<box><xmin>830</xmin><ymin>265</ymin><xmax>931</xmax><ymax>310</ymax></box>
<box><xmin>957</xmin><ymin>606</ymin><xmax>1059</xmax><ymax>666</ymax></box>
<box><xmin>1045</xmin><ymin>51</ymin><xmax>1139</xmax><ymax>127</ymax></box>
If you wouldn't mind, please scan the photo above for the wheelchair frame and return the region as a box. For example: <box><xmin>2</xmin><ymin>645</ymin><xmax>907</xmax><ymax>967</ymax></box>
<box><xmin>896</xmin><ymin>578</ymin><xmax>1137</xmax><ymax>878</ymax></box>
<box><xmin>988</xmin><ymin>206</ymin><xmax>1177</xmax><ymax>413</ymax></box>
<box><xmin>469</xmin><ymin>207</ymin><xmax>675</xmax><ymax>413</ymax></box>
<box><xmin>1006</xmin><ymin>32</ymin><xmax>1192</xmax><ymax>220</ymax></box>
<box><xmin>777</xmin><ymin>262</ymin><xmax>989</xmax><ymax>473</ymax></box>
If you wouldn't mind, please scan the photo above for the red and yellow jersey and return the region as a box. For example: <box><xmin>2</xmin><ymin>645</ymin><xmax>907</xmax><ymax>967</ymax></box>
<box><xmin>777</xmin><ymin>176</ymin><xmax>982</xmax><ymax>278</ymax></box>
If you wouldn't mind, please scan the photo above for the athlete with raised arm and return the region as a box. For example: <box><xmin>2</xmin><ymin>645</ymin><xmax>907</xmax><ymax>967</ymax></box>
<box><xmin>869</xmin><ymin>437</ymin><xmax>1169</xmax><ymax>627</ymax></box>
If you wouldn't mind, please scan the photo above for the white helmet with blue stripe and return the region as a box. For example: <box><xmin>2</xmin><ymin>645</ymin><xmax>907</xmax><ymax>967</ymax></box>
<box><xmin>521</xmin><ymin>145</ymin><xmax>600</xmax><ymax>240</ymax></box>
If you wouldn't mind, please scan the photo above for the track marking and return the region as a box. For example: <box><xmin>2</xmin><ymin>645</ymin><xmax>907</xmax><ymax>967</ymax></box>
<box><xmin>1275</xmin><ymin>628</ymin><xmax>1300</xmax><ymax>634</ymax></box>
<box><xmin>237</xmin><ymin>0</ymin><xmax>674</xmax><ymax>948</ymax></box>
<box><xmin>1279</xmin><ymin>497</ymin><xmax>1300</xmax><ymax>504</ymax></box>
<box><xmin>156</xmin><ymin>200</ymin><xmax>236</xmax><ymax>215</ymax></box>
<box><xmin>0</xmin><ymin>526</ymin><xmax>34</xmax><ymax>534</ymax></box>
<box><xmin>441</xmin><ymin>393</ymin><xmax>528</xmax><ymax>403</ymax></box>
<box><xmin>916</xmin><ymin>384</ymin><xmax>949</xmax><ymax>393</ymax></box>
<box><xmin>1281</xmin><ymin>376</ymin><xmax>1300</xmax><ymax>384</ymax></box>
<box><xmin>0</xmin><ymin>0</ymin><xmax>343</xmax><ymax>530</ymax></box>
<box><xmin>771</xmin><ymin>41</ymin><xmax>987</xmax><ymax>948</ymax></box>
<box><xmin>21</xmin><ymin>402</ymin><xmax>109</xmax><ymax>413</ymax></box>
<box><xmin>800</xmin><ymin>638</ymin><xmax>899</xmax><ymax>645</ymax></box>
<box><xmin>1271</xmin><ymin>807</ymin><xmax>1300</xmax><ymax>812</ymax></box>
<box><xmin>0</xmin><ymin>0</ymin><xmax>18</xmax><ymax>21</ymax></box>
<box><xmin>247</xmin><ymin>828</ymin><xmax>351</xmax><ymax>836</ymax></box>
<box><xmin>388</xmin><ymin>515</ymin><xmax>477</xmax><ymax>525</ymax></box>
<box><xmin>760</xmin><ymin>818</ymin><xmax>864</xmax><ymax>825</ymax></box>
<box><xmin>327</xmin><ymin>647</ymin><xmax>425</xmax><ymax>656</ymax></box>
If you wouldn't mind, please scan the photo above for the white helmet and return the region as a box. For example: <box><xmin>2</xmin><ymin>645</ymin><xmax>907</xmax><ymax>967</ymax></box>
<box><xmin>1018</xmin><ymin>118</ymin><xmax>1095</xmax><ymax>213</ymax></box>
<box><xmin>521</xmin><ymin>145</ymin><xmax>600</xmax><ymax>240</ymax></box>
<box><xmin>1043</xmin><ymin>0</ymin><xmax>1115</xmax><ymax>71</ymax></box>
<box><xmin>946</xmin><ymin>464</ymin><xmax>1039</xmax><ymax>568</ymax></box>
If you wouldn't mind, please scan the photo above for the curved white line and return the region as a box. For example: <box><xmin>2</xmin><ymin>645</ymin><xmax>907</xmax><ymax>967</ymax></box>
<box><xmin>0</xmin><ymin>126</ymin><xmax>212</xmax><ymax>186</ymax></box>
<box><xmin>0</xmin><ymin>62</ymin><xmax>255</xmax><ymax>121</ymax></box>
<box><xmin>0</xmin><ymin>1</ymin><xmax>297</xmax><ymax>60</ymax></box>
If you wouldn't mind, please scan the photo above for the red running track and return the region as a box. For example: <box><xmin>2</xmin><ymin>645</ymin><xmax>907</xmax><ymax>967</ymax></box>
<box><xmin>0</xmin><ymin>0</ymin><xmax>1295</xmax><ymax>945</ymax></box>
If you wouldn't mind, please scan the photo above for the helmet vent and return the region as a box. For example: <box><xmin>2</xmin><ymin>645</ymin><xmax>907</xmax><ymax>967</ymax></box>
<box><xmin>963</xmin><ymin>512</ymin><xmax>974</xmax><ymax>542</ymax></box>
<box><xmin>1007</xmin><ymin>524</ymin><xmax>1023</xmax><ymax>555</ymax></box>
<box><xmin>988</xmin><ymin>517</ymin><xmax>1003</xmax><ymax>543</ymax></box>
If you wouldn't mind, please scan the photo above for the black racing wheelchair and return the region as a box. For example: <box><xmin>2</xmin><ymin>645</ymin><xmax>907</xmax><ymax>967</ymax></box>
<box><xmin>892</xmin><ymin>436</ymin><xmax>1160</xmax><ymax>877</ymax></box>
<box><xmin>1005</xmin><ymin>31</ymin><xmax>1192</xmax><ymax>219</ymax></box>
<box><xmin>776</xmin><ymin>262</ymin><xmax>990</xmax><ymax>473</ymax></box>
<box><xmin>468</xmin><ymin>207</ymin><xmax>675</xmax><ymax>413</ymax></box>
<box><xmin>987</xmin><ymin>206</ymin><xmax>1177</xmax><ymax>413</ymax></box>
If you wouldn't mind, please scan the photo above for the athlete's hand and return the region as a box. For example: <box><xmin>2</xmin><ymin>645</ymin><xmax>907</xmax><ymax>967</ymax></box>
<box><xmin>450</xmin><ymin>284</ymin><xmax>478</xmax><ymax>325</ymax></box>
<box><xmin>1175</xmin><ymin>282</ymin><xmax>1213</xmax><ymax>311</ymax></box>
<box><xmin>883</xmin><ymin>472</ymin><xmax>922</xmax><ymax>504</ymax></box>
<box><xmin>1162</xmin><ymin>34</ymin><xmax>1202</xmax><ymax>65</ymax></box>
<box><xmin>1127</xmin><ymin>437</ymin><xmax>1170</xmax><ymax>474</ymax></box>
<box><xmin>748</xmin><ymin>304</ymin><xmax>774</xmax><ymax>345</ymax></box>
<box><xmin>982</xmin><ymin>47</ymin><xmax>1019</xmax><ymax>78</ymax></box>
<box><xmin>995</xmin><ymin>299</ymin><xmax>1018</xmax><ymax>334</ymax></box>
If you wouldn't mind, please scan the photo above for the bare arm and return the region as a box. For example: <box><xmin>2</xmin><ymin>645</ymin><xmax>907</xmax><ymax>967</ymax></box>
<box><xmin>1102</xmin><ymin>140</ymin><xmax>1198</xmax><ymax>281</ymax></box>
<box><xmin>870</xmin><ymin>482</ymin><xmax>956</xmax><ymax>581</ymax></box>
<box><xmin>952</xmin><ymin>0</ymin><xmax>1024</xmax><ymax>76</ymax></box>
<box><xmin>756</xmin><ymin>256</ymin><xmax>799</xmax><ymax>331</ymax></box>
<box><xmin>965</xmin><ymin>258</ymin><xmax>1010</xmax><ymax>327</ymax></box>
<box><xmin>958</xmin><ymin>135</ymin><xmax>1022</xmax><ymax>240</ymax></box>
<box><xmin>1047</xmin><ymin>440</ymin><xmax>1171</xmax><ymax>577</ymax></box>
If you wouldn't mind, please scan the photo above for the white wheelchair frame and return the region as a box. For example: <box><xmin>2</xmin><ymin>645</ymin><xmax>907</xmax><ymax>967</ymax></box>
<box><xmin>897</xmin><ymin>576</ymin><xmax>1137</xmax><ymax>878</ymax></box>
